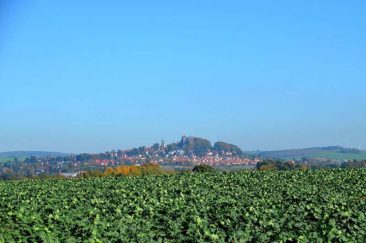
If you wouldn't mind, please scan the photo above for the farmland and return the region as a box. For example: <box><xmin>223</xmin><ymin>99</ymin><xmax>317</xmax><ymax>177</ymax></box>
<box><xmin>0</xmin><ymin>156</ymin><xmax>26</xmax><ymax>163</ymax></box>
<box><xmin>252</xmin><ymin>146</ymin><xmax>366</xmax><ymax>161</ymax></box>
<box><xmin>1</xmin><ymin>170</ymin><xmax>366</xmax><ymax>242</ymax></box>
<box><xmin>309</xmin><ymin>150</ymin><xmax>366</xmax><ymax>161</ymax></box>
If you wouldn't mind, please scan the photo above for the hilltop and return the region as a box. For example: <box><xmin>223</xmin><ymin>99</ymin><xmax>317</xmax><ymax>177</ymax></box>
<box><xmin>164</xmin><ymin>136</ymin><xmax>243</xmax><ymax>156</ymax></box>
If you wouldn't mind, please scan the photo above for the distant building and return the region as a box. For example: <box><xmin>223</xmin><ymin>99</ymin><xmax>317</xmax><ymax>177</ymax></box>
<box><xmin>60</xmin><ymin>172</ymin><xmax>78</xmax><ymax>178</ymax></box>
<box><xmin>176</xmin><ymin>150</ymin><xmax>185</xmax><ymax>156</ymax></box>
<box><xmin>181</xmin><ymin>135</ymin><xmax>188</xmax><ymax>144</ymax></box>
<box><xmin>160</xmin><ymin>140</ymin><xmax>165</xmax><ymax>150</ymax></box>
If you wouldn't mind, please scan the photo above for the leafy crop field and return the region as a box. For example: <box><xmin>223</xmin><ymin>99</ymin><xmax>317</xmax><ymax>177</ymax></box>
<box><xmin>1</xmin><ymin>170</ymin><xmax>366</xmax><ymax>242</ymax></box>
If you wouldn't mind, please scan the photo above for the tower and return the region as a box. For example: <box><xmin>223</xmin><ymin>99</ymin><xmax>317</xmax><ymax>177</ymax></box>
<box><xmin>181</xmin><ymin>135</ymin><xmax>188</xmax><ymax>144</ymax></box>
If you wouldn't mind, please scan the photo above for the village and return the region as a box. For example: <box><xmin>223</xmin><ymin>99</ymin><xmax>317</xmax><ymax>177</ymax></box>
<box><xmin>0</xmin><ymin>136</ymin><xmax>262</xmax><ymax>178</ymax></box>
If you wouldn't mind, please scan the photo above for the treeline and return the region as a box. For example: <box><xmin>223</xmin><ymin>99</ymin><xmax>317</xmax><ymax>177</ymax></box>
<box><xmin>256</xmin><ymin>160</ymin><xmax>309</xmax><ymax>171</ymax></box>
<box><xmin>79</xmin><ymin>164</ymin><xmax>219</xmax><ymax>178</ymax></box>
<box><xmin>0</xmin><ymin>163</ymin><xmax>218</xmax><ymax>180</ymax></box>
<box><xmin>341</xmin><ymin>160</ymin><xmax>366</xmax><ymax>168</ymax></box>
<box><xmin>0</xmin><ymin>172</ymin><xmax>69</xmax><ymax>181</ymax></box>
<box><xmin>2</xmin><ymin>160</ymin><xmax>366</xmax><ymax>180</ymax></box>
<box><xmin>257</xmin><ymin>159</ymin><xmax>366</xmax><ymax>171</ymax></box>
<box><xmin>0</xmin><ymin>164</ymin><xmax>173</xmax><ymax>180</ymax></box>
<box><xmin>79</xmin><ymin>163</ymin><xmax>174</xmax><ymax>178</ymax></box>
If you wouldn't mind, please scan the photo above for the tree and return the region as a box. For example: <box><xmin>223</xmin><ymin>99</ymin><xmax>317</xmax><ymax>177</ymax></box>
<box><xmin>76</xmin><ymin>153</ymin><xmax>93</xmax><ymax>162</ymax></box>
<box><xmin>126</xmin><ymin>148</ymin><xmax>140</xmax><ymax>156</ymax></box>
<box><xmin>25</xmin><ymin>156</ymin><xmax>38</xmax><ymax>163</ymax></box>
<box><xmin>152</xmin><ymin>143</ymin><xmax>160</xmax><ymax>151</ymax></box>
<box><xmin>257</xmin><ymin>163</ymin><xmax>277</xmax><ymax>171</ymax></box>
<box><xmin>192</xmin><ymin>164</ymin><xmax>216</xmax><ymax>173</ymax></box>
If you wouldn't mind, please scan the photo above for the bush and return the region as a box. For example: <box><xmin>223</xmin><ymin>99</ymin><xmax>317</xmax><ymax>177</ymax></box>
<box><xmin>192</xmin><ymin>164</ymin><xmax>216</xmax><ymax>173</ymax></box>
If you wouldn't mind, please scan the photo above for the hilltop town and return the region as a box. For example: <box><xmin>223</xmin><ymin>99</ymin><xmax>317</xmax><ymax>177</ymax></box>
<box><xmin>92</xmin><ymin>136</ymin><xmax>260</xmax><ymax>167</ymax></box>
<box><xmin>0</xmin><ymin>136</ymin><xmax>261</xmax><ymax>178</ymax></box>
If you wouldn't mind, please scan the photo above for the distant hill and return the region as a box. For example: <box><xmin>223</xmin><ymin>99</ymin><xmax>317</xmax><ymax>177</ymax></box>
<box><xmin>249</xmin><ymin>146</ymin><xmax>366</xmax><ymax>161</ymax></box>
<box><xmin>165</xmin><ymin>136</ymin><xmax>244</xmax><ymax>156</ymax></box>
<box><xmin>0</xmin><ymin>151</ymin><xmax>70</xmax><ymax>162</ymax></box>
<box><xmin>213</xmin><ymin>141</ymin><xmax>243</xmax><ymax>156</ymax></box>
<box><xmin>166</xmin><ymin>136</ymin><xmax>213</xmax><ymax>156</ymax></box>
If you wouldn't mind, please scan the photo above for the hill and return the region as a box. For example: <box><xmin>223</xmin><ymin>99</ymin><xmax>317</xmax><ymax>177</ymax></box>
<box><xmin>164</xmin><ymin>136</ymin><xmax>244</xmax><ymax>156</ymax></box>
<box><xmin>250</xmin><ymin>146</ymin><xmax>366</xmax><ymax>161</ymax></box>
<box><xmin>0</xmin><ymin>151</ymin><xmax>70</xmax><ymax>162</ymax></box>
<box><xmin>166</xmin><ymin>136</ymin><xmax>213</xmax><ymax>156</ymax></box>
<box><xmin>213</xmin><ymin>141</ymin><xmax>243</xmax><ymax>156</ymax></box>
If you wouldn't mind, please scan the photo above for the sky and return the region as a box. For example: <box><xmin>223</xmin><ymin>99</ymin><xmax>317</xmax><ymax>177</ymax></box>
<box><xmin>0</xmin><ymin>1</ymin><xmax>366</xmax><ymax>153</ymax></box>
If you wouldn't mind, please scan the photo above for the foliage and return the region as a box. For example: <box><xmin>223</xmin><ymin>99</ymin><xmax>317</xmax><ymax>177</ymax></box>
<box><xmin>183</xmin><ymin>137</ymin><xmax>212</xmax><ymax>156</ymax></box>
<box><xmin>1</xmin><ymin>169</ymin><xmax>366</xmax><ymax>241</ymax></box>
<box><xmin>256</xmin><ymin>160</ymin><xmax>308</xmax><ymax>171</ymax></box>
<box><xmin>192</xmin><ymin>164</ymin><xmax>216</xmax><ymax>173</ymax></box>
<box><xmin>213</xmin><ymin>141</ymin><xmax>243</xmax><ymax>156</ymax></box>
<box><xmin>102</xmin><ymin>163</ymin><xmax>169</xmax><ymax>177</ymax></box>
<box><xmin>24</xmin><ymin>156</ymin><xmax>38</xmax><ymax>163</ymax></box>
<box><xmin>78</xmin><ymin>170</ymin><xmax>104</xmax><ymax>178</ymax></box>
<box><xmin>126</xmin><ymin>147</ymin><xmax>146</xmax><ymax>157</ymax></box>
<box><xmin>75</xmin><ymin>153</ymin><xmax>95</xmax><ymax>162</ymax></box>
<box><xmin>167</xmin><ymin>136</ymin><xmax>213</xmax><ymax>156</ymax></box>
<box><xmin>342</xmin><ymin>160</ymin><xmax>366</xmax><ymax>168</ymax></box>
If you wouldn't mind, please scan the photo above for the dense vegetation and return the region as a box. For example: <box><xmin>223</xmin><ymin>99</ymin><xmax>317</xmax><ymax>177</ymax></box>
<box><xmin>192</xmin><ymin>164</ymin><xmax>216</xmax><ymax>173</ymax></box>
<box><xmin>256</xmin><ymin>160</ymin><xmax>308</xmax><ymax>171</ymax></box>
<box><xmin>256</xmin><ymin>159</ymin><xmax>366</xmax><ymax>171</ymax></box>
<box><xmin>213</xmin><ymin>141</ymin><xmax>243</xmax><ymax>156</ymax></box>
<box><xmin>166</xmin><ymin>136</ymin><xmax>213</xmax><ymax>156</ymax></box>
<box><xmin>165</xmin><ymin>136</ymin><xmax>244</xmax><ymax>156</ymax></box>
<box><xmin>80</xmin><ymin>163</ymin><xmax>173</xmax><ymax>178</ymax></box>
<box><xmin>1</xmin><ymin>169</ymin><xmax>366</xmax><ymax>242</ymax></box>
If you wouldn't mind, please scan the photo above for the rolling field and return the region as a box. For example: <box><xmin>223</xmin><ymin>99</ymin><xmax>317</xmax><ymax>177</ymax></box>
<box><xmin>309</xmin><ymin>151</ymin><xmax>366</xmax><ymax>161</ymax></box>
<box><xmin>0</xmin><ymin>156</ymin><xmax>27</xmax><ymax>163</ymax></box>
<box><xmin>1</xmin><ymin>170</ymin><xmax>366</xmax><ymax>242</ymax></box>
<box><xmin>251</xmin><ymin>147</ymin><xmax>366</xmax><ymax>161</ymax></box>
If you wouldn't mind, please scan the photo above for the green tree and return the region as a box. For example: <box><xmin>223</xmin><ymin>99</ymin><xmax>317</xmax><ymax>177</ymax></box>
<box><xmin>192</xmin><ymin>164</ymin><xmax>216</xmax><ymax>173</ymax></box>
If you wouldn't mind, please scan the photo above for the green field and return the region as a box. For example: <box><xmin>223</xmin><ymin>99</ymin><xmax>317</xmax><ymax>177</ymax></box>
<box><xmin>0</xmin><ymin>157</ymin><xmax>13</xmax><ymax>163</ymax></box>
<box><xmin>308</xmin><ymin>151</ymin><xmax>366</xmax><ymax>161</ymax></box>
<box><xmin>1</xmin><ymin>170</ymin><xmax>366</xmax><ymax>242</ymax></box>
<box><xmin>0</xmin><ymin>156</ymin><xmax>27</xmax><ymax>163</ymax></box>
<box><xmin>251</xmin><ymin>147</ymin><xmax>366</xmax><ymax>161</ymax></box>
<box><xmin>283</xmin><ymin>151</ymin><xmax>366</xmax><ymax>161</ymax></box>
<box><xmin>265</xmin><ymin>151</ymin><xmax>366</xmax><ymax>161</ymax></box>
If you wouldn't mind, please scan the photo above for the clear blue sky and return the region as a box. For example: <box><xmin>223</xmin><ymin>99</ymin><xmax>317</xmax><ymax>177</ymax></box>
<box><xmin>1</xmin><ymin>1</ymin><xmax>365</xmax><ymax>153</ymax></box>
